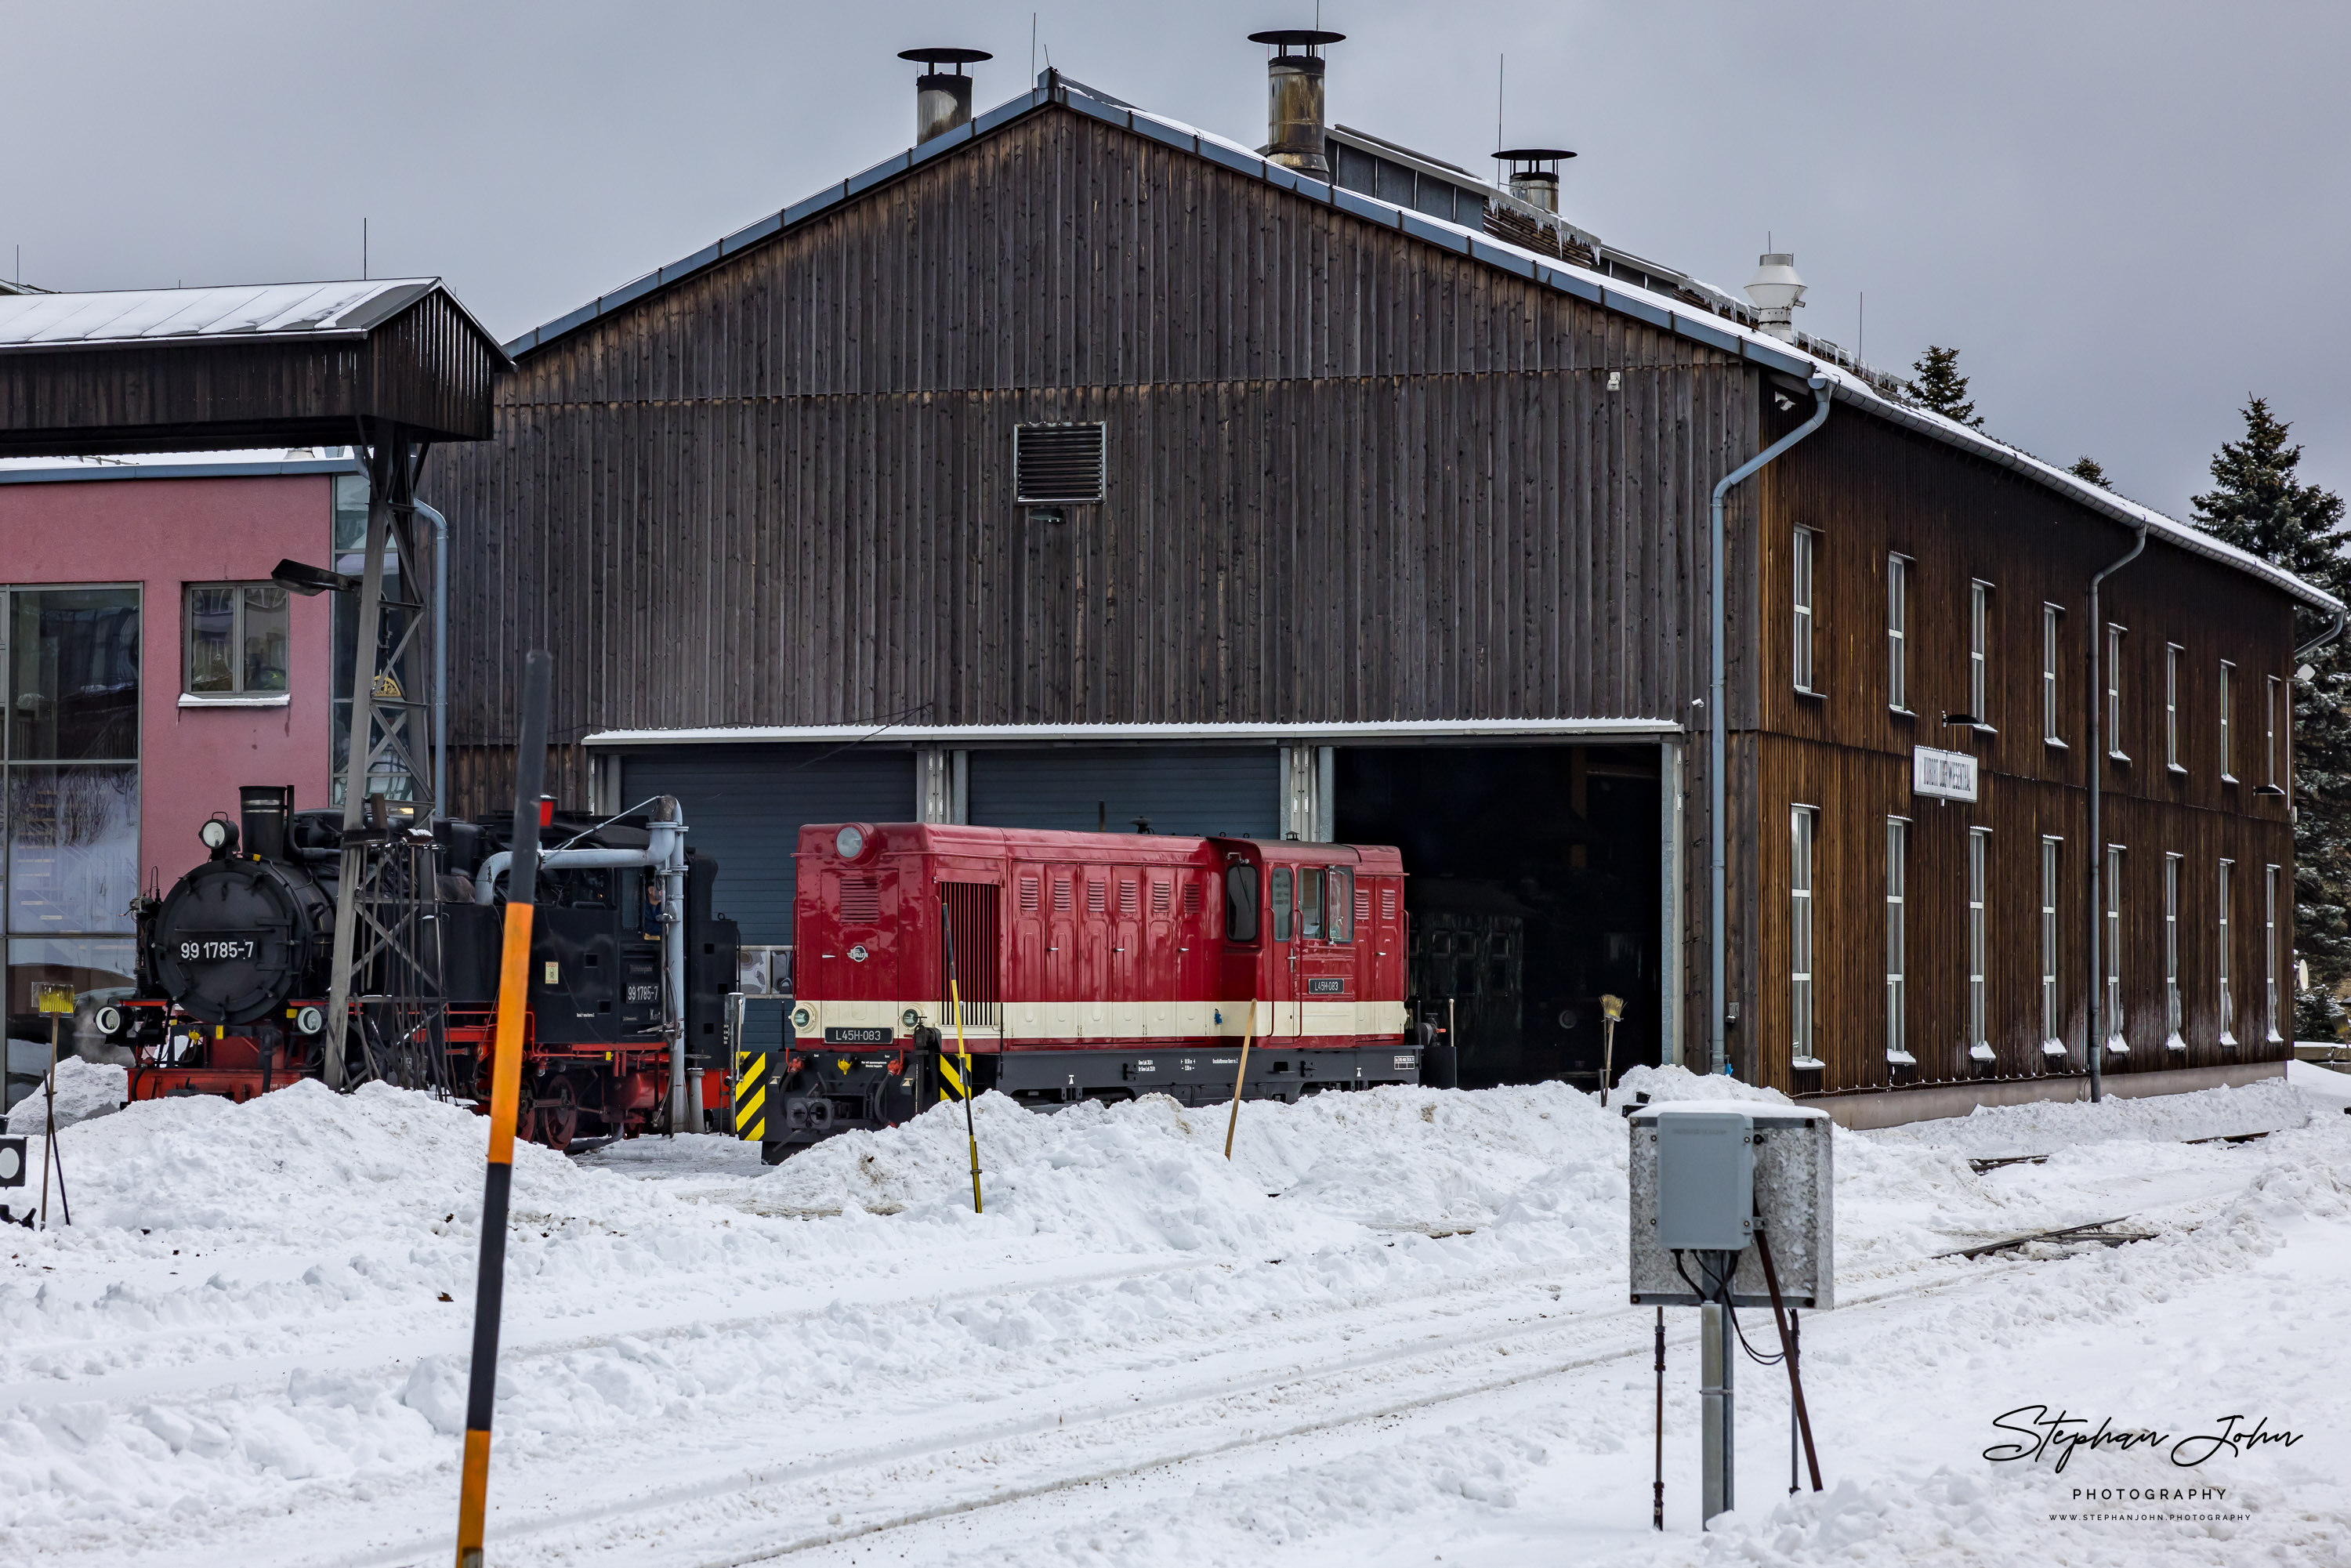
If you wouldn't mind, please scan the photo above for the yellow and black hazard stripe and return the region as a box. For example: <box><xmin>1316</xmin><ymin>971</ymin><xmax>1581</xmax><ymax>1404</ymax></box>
<box><xmin>937</xmin><ymin>1049</ymin><xmax>969</xmax><ymax>1103</ymax></box>
<box><xmin>733</xmin><ymin>1050</ymin><xmax>766</xmax><ymax>1142</ymax></box>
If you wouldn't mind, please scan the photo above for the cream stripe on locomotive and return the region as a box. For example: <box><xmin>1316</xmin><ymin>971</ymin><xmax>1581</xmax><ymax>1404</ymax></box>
<box><xmin>793</xmin><ymin>997</ymin><xmax>1408</xmax><ymax>1041</ymax></box>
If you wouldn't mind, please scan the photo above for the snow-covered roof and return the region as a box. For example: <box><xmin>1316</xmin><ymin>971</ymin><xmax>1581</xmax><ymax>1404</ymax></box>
<box><xmin>0</xmin><ymin>279</ymin><xmax>451</xmax><ymax>349</ymax></box>
<box><xmin>0</xmin><ymin>447</ymin><xmax>361</xmax><ymax>484</ymax></box>
<box><xmin>502</xmin><ymin>71</ymin><xmax>2342</xmax><ymax>619</ymax></box>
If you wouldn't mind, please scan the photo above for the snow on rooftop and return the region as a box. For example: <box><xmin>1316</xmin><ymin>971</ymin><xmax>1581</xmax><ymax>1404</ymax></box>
<box><xmin>0</xmin><ymin>279</ymin><xmax>433</xmax><ymax>348</ymax></box>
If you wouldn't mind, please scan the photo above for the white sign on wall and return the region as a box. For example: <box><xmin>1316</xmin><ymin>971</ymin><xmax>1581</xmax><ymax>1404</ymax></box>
<box><xmin>1913</xmin><ymin>745</ymin><xmax>1979</xmax><ymax>802</ymax></box>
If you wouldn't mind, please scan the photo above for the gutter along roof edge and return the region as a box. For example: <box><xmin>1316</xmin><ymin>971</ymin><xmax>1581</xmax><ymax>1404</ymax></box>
<box><xmin>582</xmin><ymin>719</ymin><xmax>1686</xmax><ymax>748</ymax></box>
<box><xmin>499</xmin><ymin>74</ymin><xmax>2340</xmax><ymax>617</ymax></box>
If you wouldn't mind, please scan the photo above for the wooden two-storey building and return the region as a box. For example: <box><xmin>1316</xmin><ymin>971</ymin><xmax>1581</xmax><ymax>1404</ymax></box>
<box><xmin>426</xmin><ymin>56</ymin><xmax>2338</xmax><ymax>1122</ymax></box>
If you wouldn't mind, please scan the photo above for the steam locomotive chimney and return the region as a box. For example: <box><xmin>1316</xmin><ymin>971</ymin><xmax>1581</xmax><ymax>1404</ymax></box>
<box><xmin>1249</xmin><ymin>28</ymin><xmax>1345</xmax><ymax>178</ymax></box>
<box><xmin>240</xmin><ymin>784</ymin><xmax>293</xmax><ymax>861</ymax></box>
<box><xmin>899</xmin><ymin>47</ymin><xmax>993</xmax><ymax>143</ymax></box>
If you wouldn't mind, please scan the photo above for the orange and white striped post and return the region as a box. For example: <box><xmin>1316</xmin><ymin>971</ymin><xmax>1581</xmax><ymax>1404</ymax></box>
<box><xmin>454</xmin><ymin>651</ymin><xmax>551</xmax><ymax>1568</ymax></box>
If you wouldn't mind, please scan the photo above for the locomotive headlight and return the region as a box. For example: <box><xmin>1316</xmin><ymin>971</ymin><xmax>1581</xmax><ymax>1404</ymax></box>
<box><xmin>198</xmin><ymin>818</ymin><xmax>238</xmax><ymax>854</ymax></box>
<box><xmin>94</xmin><ymin>1004</ymin><xmax>124</xmax><ymax>1036</ymax></box>
<box><xmin>294</xmin><ymin>1005</ymin><xmax>325</xmax><ymax>1035</ymax></box>
<box><xmin>834</xmin><ymin>825</ymin><xmax>865</xmax><ymax>859</ymax></box>
<box><xmin>901</xmin><ymin>1008</ymin><xmax>922</xmax><ymax>1030</ymax></box>
<box><xmin>791</xmin><ymin>1005</ymin><xmax>813</xmax><ymax>1030</ymax></box>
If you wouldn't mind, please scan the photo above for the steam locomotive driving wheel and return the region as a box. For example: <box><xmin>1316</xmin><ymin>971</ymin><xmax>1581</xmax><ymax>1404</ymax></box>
<box><xmin>533</xmin><ymin>1073</ymin><xmax>580</xmax><ymax>1153</ymax></box>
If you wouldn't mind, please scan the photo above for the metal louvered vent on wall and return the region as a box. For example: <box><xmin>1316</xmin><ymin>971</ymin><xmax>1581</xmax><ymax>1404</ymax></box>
<box><xmin>1014</xmin><ymin>422</ymin><xmax>1107</xmax><ymax>503</ymax></box>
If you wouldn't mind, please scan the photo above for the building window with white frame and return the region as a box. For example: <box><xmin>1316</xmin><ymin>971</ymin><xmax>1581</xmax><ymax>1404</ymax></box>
<box><xmin>2105</xmin><ymin>846</ymin><xmax>2128</xmax><ymax>1053</ymax></box>
<box><xmin>1791</xmin><ymin>806</ymin><xmax>1822</xmax><ymax>1070</ymax></box>
<box><xmin>186</xmin><ymin>582</ymin><xmax>292</xmax><ymax>698</ymax></box>
<box><xmin>2164</xmin><ymin>853</ymin><xmax>2186</xmax><ymax>1050</ymax></box>
<box><xmin>2219</xmin><ymin>661</ymin><xmax>2236</xmax><ymax>782</ymax></box>
<box><xmin>2266</xmin><ymin>676</ymin><xmax>2281</xmax><ymax>791</ymax></box>
<box><xmin>2218</xmin><ymin>859</ymin><xmax>2237</xmax><ymax>1048</ymax></box>
<box><xmin>1968</xmin><ymin>827</ymin><xmax>1993</xmax><ymax>1063</ymax></box>
<box><xmin>2106</xmin><ymin>626</ymin><xmax>2128</xmax><ymax>759</ymax></box>
<box><xmin>2164</xmin><ymin>644</ymin><xmax>2183</xmax><ymax>771</ymax></box>
<box><xmin>1888</xmin><ymin>554</ymin><xmax>1910</xmax><ymax>712</ymax></box>
<box><xmin>1886</xmin><ymin>818</ymin><xmax>1913</xmax><ymax>1065</ymax></box>
<box><xmin>1969</xmin><ymin>580</ymin><xmax>1992</xmax><ymax>726</ymax></box>
<box><xmin>2042</xmin><ymin>604</ymin><xmax>2063</xmax><ymax>744</ymax></box>
<box><xmin>1793</xmin><ymin>528</ymin><xmax>1817</xmax><ymax>694</ymax></box>
<box><xmin>2041</xmin><ymin>837</ymin><xmax>2065</xmax><ymax>1057</ymax></box>
<box><xmin>2266</xmin><ymin>864</ymin><xmax>2283</xmax><ymax>1042</ymax></box>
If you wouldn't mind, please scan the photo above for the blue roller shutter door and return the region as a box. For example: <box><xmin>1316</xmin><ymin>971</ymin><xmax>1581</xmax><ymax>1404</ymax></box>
<box><xmin>965</xmin><ymin>747</ymin><xmax>1279</xmax><ymax>838</ymax></box>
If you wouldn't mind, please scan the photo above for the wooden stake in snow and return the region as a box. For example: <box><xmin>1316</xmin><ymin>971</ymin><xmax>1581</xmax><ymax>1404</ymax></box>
<box><xmin>1223</xmin><ymin>1008</ymin><xmax>1255</xmax><ymax>1160</ymax></box>
<box><xmin>455</xmin><ymin>650</ymin><xmax>550</xmax><ymax>1568</ymax></box>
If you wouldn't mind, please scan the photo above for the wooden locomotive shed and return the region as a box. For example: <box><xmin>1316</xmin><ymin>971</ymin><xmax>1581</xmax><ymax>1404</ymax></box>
<box><xmin>423</xmin><ymin>68</ymin><xmax>2338</xmax><ymax>1124</ymax></box>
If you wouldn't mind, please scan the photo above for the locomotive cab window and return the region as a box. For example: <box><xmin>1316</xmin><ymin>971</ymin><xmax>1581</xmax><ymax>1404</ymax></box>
<box><xmin>1224</xmin><ymin>863</ymin><xmax>1259</xmax><ymax>942</ymax></box>
<box><xmin>1270</xmin><ymin>867</ymin><xmax>1293</xmax><ymax>940</ymax></box>
<box><xmin>1299</xmin><ymin>869</ymin><xmax>1324</xmax><ymax>940</ymax></box>
<box><xmin>1327</xmin><ymin>869</ymin><xmax>1353</xmax><ymax>943</ymax></box>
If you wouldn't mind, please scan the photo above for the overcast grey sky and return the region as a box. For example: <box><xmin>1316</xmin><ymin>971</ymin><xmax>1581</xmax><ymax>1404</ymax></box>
<box><xmin>9</xmin><ymin>1</ymin><xmax>2348</xmax><ymax>519</ymax></box>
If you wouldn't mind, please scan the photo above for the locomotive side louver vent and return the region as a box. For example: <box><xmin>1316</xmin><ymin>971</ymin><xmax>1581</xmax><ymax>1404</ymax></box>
<box><xmin>839</xmin><ymin>875</ymin><xmax>880</xmax><ymax>925</ymax></box>
<box><xmin>1014</xmin><ymin>422</ymin><xmax>1107</xmax><ymax>504</ymax></box>
<box><xmin>1183</xmin><ymin>882</ymin><xmax>1202</xmax><ymax>916</ymax></box>
<box><xmin>1119</xmin><ymin>880</ymin><xmax>1139</xmax><ymax>917</ymax></box>
<box><xmin>1087</xmin><ymin>879</ymin><xmax>1107</xmax><ymax>914</ymax></box>
<box><xmin>1151</xmin><ymin>881</ymin><xmax>1170</xmax><ymax>915</ymax></box>
<box><xmin>1053</xmin><ymin>876</ymin><xmax>1072</xmax><ymax>912</ymax></box>
<box><xmin>1019</xmin><ymin>875</ymin><xmax>1040</xmax><ymax>911</ymax></box>
<box><xmin>1356</xmin><ymin>888</ymin><xmax>1371</xmax><ymax>926</ymax></box>
<box><xmin>1380</xmin><ymin>886</ymin><xmax>1396</xmax><ymax>922</ymax></box>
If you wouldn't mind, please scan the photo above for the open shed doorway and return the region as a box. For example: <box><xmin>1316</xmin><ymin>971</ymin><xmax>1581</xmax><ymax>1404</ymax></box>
<box><xmin>1334</xmin><ymin>744</ymin><xmax>1663</xmax><ymax>1091</ymax></box>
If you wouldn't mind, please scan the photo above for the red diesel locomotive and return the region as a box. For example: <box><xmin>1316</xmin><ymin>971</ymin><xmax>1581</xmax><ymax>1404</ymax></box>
<box><xmin>756</xmin><ymin>823</ymin><xmax>1419</xmax><ymax>1158</ymax></box>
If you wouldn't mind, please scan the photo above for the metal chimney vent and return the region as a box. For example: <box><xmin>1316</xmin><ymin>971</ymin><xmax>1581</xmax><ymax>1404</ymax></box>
<box><xmin>899</xmin><ymin>47</ymin><xmax>992</xmax><ymax>143</ymax></box>
<box><xmin>1248</xmin><ymin>28</ymin><xmax>1344</xmax><ymax>177</ymax></box>
<box><xmin>1744</xmin><ymin>253</ymin><xmax>1807</xmax><ymax>342</ymax></box>
<box><xmin>1495</xmin><ymin>147</ymin><xmax>1576</xmax><ymax>215</ymax></box>
<box><xmin>1015</xmin><ymin>422</ymin><xmax>1107</xmax><ymax>504</ymax></box>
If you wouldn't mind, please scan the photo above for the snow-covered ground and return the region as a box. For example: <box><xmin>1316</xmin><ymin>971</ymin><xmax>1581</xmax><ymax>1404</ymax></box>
<box><xmin>5</xmin><ymin>1063</ymin><xmax>2347</xmax><ymax>1566</ymax></box>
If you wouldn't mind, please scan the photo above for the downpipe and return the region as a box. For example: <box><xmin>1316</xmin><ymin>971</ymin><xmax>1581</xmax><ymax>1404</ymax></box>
<box><xmin>2085</xmin><ymin>519</ymin><xmax>2150</xmax><ymax>1103</ymax></box>
<box><xmin>415</xmin><ymin>499</ymin><xmax>450</xmax><ymax>818</ymax></box>
<box><xmin>1710</xmin><ymin>375</ymin><xmax>1833</xmax><ymax>1077</ymax></box>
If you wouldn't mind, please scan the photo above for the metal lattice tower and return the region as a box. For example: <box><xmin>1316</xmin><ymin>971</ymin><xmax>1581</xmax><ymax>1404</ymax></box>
<box><xmin>323</xmin><ymin>427</ymin><xmax>446</xmax><ymax>1090</ymax></box>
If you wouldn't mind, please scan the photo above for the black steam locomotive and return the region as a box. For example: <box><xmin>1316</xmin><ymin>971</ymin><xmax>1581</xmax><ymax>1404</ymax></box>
<box><xmin>106</xmin><ymin>786</ymin><xmax>739</xmax><ymax>1150</ymax></box>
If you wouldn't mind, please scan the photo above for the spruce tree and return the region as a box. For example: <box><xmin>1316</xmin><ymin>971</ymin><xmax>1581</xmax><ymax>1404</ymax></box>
<box><xmin>1908</xmin><ymin>345</ymin><xmax>1982</xmax><ymax>429</ymax></box>
<box><xmin>2067</xmin><ymin>456</ymin><xmax>2110</xmax><ymax>487</ymax></box>
<box><xmin>2191</xmin><ymin>397</ymin><xmax>2351</xmax><ymax>1040</ymax></box>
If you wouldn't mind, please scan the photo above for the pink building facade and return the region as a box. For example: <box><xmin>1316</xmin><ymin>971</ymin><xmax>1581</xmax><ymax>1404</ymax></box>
<box><xmin>0</xmin><ymin>454</ymin><xmax>351</xmax><ymax>1050</ymax></box>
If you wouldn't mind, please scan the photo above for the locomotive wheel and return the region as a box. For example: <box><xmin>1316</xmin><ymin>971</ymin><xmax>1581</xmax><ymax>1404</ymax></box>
<box><xmin>535</xmin><ymin>1074</ymin><xmax>580</xmax><ymax>1153</ymax></box>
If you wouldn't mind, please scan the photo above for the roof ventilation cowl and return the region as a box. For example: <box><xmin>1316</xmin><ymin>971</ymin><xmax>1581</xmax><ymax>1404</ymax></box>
<box><xmin>1496</xmin><ymin>147</ymin><xmax>1576</xmax><ymax>214</ymax></box>
<box><xmin>1744</xmin><ymin>252</ymin><xmax>1807</xmax><ymax>342</ymax></box>
<box><xmin>1249</xmin><ymin>28</ymin><xmax>1344</xmax><ymax>178</ymax></box>
<box><xmin>900</xmin><ymin>48</ymin><xmax>992</xmax><ymax>143</ymax></box>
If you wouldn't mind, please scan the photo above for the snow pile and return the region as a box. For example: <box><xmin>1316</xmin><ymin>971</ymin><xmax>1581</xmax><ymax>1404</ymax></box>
<box><xmin>5</xmin><ymin>1056</ymin><xmax>126</xmax><ymax>1135</ymax></box>
<box><xmin>758</xmin><ymin>1081</ymin><xmax>1628</xmax><ymax>1256</ymax></box>
<box><xmin>1610</xmin><ymin>1061</ymin><xmax>1795</xmax><ymax>1109</ymax></box>
<box><xmin>1871</xmin><ymin>1074</ymin><xmax>2311</xmax><ymax>1155</ymax></box>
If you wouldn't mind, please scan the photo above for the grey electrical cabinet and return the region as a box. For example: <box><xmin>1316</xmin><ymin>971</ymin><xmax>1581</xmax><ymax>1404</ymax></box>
<box><xmin>1655</xmin><ymin>1110</ymin><xmax>1756</xmax><ymax>1250</ymax></box>
<box><xmin>1628</xmin><ymin>1102</ymin><xmax>1835</xmax><ymax>1309</ymax></box>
